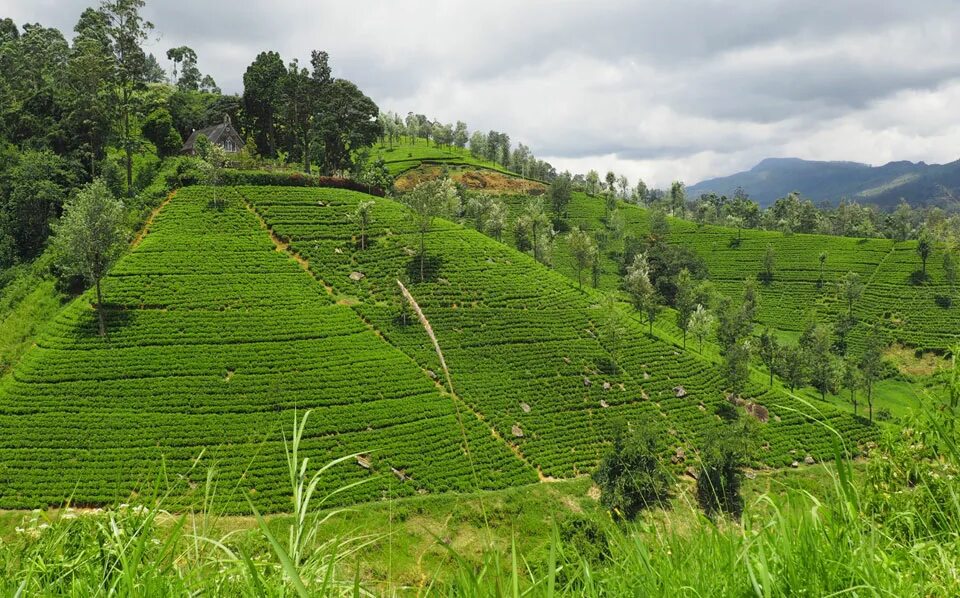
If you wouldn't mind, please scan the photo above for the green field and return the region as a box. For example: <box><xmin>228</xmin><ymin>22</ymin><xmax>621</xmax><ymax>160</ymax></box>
<box><xmin>0</xmin><ymin>185</ymin><xmax>876</xmax><ymax>511</ymax></box>
<box><xmin>498</xmin><ymin>192</ymin><xmax>960</xmax><ymax>353</ymax></box>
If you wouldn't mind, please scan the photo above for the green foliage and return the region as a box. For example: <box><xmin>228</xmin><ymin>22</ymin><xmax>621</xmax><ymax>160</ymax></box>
<box><xmin>593</xmin><ymin>420</ymin><xmax>675</xmax><ymax>520</ymax></box>
<box><xmin>51</xmin><ymin>179</ymin><xmax>125</xmax><ymax>336</ymax></box>
<box><xmin>142</xmin><ymin>108</ymin><xmax>182</xmax><ymax>157</ymax></box>
<box><xmin>696</xmin><ymin>420</ymin><xmax>752</xmax><ymax>519</ymax></box>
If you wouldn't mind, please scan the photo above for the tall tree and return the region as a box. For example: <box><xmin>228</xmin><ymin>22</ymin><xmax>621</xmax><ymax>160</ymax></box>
<box><xmin>314</xmin><ymin>78</ymin><xmax>381</xmax><ymax>175</ymax></box>
<box><xmin>243</xmin><ymin>51</ymin><xmax>286</xmax><ymax>158</ymax></box>
<box><xmin>689</xmin><ymin>303</ymin><xmax>713</xmax><ymax>354</ymax></box>
<box><xmin>280</xmin><ymin>58</ymin><xmax>319</xmax><ymax>173</ymax></box>
<box><xmin>859</xmin><ymin>329</ymin><xmax>884</xmax><ymax>422</ymax></box>
<box><xmin>100</xmin><ymin>0</ymin><xmax>153</xmax><ymax>195</ymax></box>
<box><xmin>625</xmin><ymin>253</ymin><xmax>660</xmax><ymax>335</ymax></box>
<box><xmin>350</xmin><ymin>200</ymin><xmax>374</xmax><ymax>250</ymax></box>
<box><xmin>568</xmin><ymin>228</ymin><xmax>596</xmax><ymax>290</ymax></box>
<box><xmin>842</xmin><ymin>357</ymin><xmax>862</xmax><ymax>416</ymax></box>
<box><xmin>166</xmin><ymin>45</ymin><xmax>200</xmax><ymax>90</ymax></box>
<box><xmin>549</xmin><ymin>171</ymin><xmax>573</xmax><ymax>219</ymax></box>
<box><xmin>403</xmin><ymin>178</ymin><xmax>456</xmax><ymax>282</ymax></box>
<box><xmin>518</xmin><ymin>198</ymin><xmax>551</xmax><ymax>264</ymax></box>
<box><xmin>758</xmin><ymin>328</ymin><xmax>780</xmax><ymax>387</ymax></box>
<box><xmin>917</xmin><ymin>230</ymin><xmax>933</xmax><ymax>278</ymax></box>
<box><xmin>674</xmin><ymin>268</ymin><xmax>696</xmax><ymax>348</ymax></box>
<box><xmin>52</xmin><ymin>179</ymin><xmax>125</xmax><ymax>337</ymax></box>
<box><xmin>802</xmin><ymin>322</ymin><xmax>837</xmax><ymax>401</ymax></box>
<box><xmin>837</xmin><ymin>271</ymin><xmax>864</xmax><ymax>318</ymax></box>
<box><xmin>761</xmin><ymin>243</ymin><xmax>775</xmax><ymax>284</ymax></box>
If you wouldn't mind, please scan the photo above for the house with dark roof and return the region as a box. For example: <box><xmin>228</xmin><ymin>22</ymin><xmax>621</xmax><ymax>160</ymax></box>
<box><xmin>181</xmin><ymin>115</ymin><xmax>244</xmax><ymax>155</ymax></box>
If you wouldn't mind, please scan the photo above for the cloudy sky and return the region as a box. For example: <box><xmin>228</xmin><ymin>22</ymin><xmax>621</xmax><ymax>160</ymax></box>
<box><xmin>6</xmin><ymin>0</ymin><xmax>960</xmax><ymax>187</ymax></box>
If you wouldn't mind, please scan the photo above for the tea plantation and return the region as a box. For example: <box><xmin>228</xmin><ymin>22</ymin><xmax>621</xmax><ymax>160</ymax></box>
<box><xmin>519</xmin><ymin>192</ymin><xmax>960</xmax><ymax>352</ymax></box>
<box><xmin>240</xmin><ymin>186</ymin><xmax>875</xmax><ymax>479</ymax></box>
<box><xmin>0</xmin><ymin>187</ymin><xmax>535</xmax><ymax>510</ymax></box>
<box><xmin>0</xmin><ymin>185</ymin><xmax>877</xmax><ymax>510</ymax></box>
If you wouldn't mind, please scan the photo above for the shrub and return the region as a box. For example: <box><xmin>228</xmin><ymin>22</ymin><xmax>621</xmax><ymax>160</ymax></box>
<box><xmin>695</xmin><ymin>421</ymin><xmax>752</xmax><ymax>519</ymax></box>
<box><xmin>593</xmin><ymin>421</ymin><xmax>675</xmax><ymax>520</ymax></box>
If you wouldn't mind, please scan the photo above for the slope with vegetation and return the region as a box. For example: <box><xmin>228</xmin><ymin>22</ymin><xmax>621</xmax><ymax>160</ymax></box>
<box><xmin>0</xmin><ymin>185</ymin><xmax>535</xmax><ymax>510</ymax></box>
<box><xmin>499</xmin><ymin>190</ymin><xmax>960</xmax><ymax>354</ymax></box>
<box><xmin>240</xmin><ymin>185</ymin><xmax>875</xmax><ymax>479</ymax></box>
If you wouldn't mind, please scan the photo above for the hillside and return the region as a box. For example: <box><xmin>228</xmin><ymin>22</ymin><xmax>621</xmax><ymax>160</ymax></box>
<box><xmin>497</xmin><ymin>192</ymin><xmax>960</xmax><ymax>353</ymax></box>
<box><xmin>688</xmin><ymin>157</ymin><xmax>960</xmax><ymax>208</ymax></box>
<box><xmin>0</xmin><ymin>184</ymin><xmax>875</xmax><ymax>510</ymax></box>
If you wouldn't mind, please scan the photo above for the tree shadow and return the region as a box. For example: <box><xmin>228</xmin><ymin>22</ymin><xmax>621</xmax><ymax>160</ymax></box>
<box><xmin>908</xmin><ymin>270</ymin><xmax>929</xmax><ymax>286</ymax></box>
<box><xmin>406</xmin><ymin>253</ymin><xmax>444</xmax><ymax>283</ymax></box>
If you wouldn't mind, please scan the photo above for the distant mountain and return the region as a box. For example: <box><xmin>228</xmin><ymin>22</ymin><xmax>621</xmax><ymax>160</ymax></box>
<box><xmin>687</xmin><ymin>157</ymin><xmax>960</xmax><ymax>209</ymax></box>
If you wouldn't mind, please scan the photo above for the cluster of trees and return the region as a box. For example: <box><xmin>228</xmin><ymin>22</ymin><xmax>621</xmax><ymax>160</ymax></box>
<box><xmin>0</xmin><ymin>0</ymin><xmax>386</xmax><ymax>271</ymax></box>
<box><xmin>570</xmin><ymin>164</ymin><xmax>960</xmax><ymax>245</ymax></box>
<box><xmin>242</xmin><ymin>50</ymin><xmax>381</xmax><ymax>175</ymax></box>
<box><xmin>376</xmin><ymin>111</ymin><xmax>557</xmax><ymax>181</ymax></box>
<box><xmin>594</xmin><ymin>417</ymin><xmax>753</xmax><ymax>521</ymax></box>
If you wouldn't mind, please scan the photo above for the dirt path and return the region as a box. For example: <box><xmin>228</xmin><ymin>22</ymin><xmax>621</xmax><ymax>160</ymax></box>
<box><xmin>131</xmin><ymin>190</ymin><xmax>177</xmax><ymax>248</ymax></box>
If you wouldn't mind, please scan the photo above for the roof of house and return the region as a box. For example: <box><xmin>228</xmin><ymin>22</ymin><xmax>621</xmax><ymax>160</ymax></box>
<box><xmin>181</xmin><ymin>116</ymin><xmax>243</xmax><ymax>152</ymax></box>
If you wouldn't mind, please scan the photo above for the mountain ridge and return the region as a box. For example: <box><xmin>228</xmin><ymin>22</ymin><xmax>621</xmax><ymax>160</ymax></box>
<box><xmin>688</xmin><ymin>156</ymin><xmax>960</xmax><ymax>208</ymax></box>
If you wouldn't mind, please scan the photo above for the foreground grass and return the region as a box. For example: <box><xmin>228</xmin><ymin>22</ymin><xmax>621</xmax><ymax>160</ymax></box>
<box><xmin>0</xmin><ymin>427</ymin><xmax>955</xmax><ymax>596</ymax></box>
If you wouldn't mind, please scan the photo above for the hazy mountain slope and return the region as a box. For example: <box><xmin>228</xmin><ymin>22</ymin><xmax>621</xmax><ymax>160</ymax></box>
<box><xmin>688</xmin><ymin>157</ymin><xmax>960</xmax><ymax>208</ymax></box>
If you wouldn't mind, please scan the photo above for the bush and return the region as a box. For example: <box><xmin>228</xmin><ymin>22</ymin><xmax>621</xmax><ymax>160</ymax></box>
<box><xmin>695</xmin><ymin>421</ymin><xmax>752</xmax><ymax>519</ymax></box>
<box><xmin>559</xmin><ymin>516</ymin><xmax>610</xmax><ymax>566</ymax></box>
<box><xmin>935</xmin><ymin>294</ymin><xmax>953</xmax><ymax>308</ymax></box>
<box><xmin>216</xmin><ymin>170</ymin><xmax>387</xmax><ymax>196</ymax></box>
<box><xmin>593</xmin><ymin>421</ymin><xmax>675</xmax><ymax>521</ymax></box>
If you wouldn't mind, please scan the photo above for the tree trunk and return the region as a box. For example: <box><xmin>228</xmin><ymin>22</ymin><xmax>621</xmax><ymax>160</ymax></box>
<box><xmin>769</xmin><ymin>367</ymin><xmax>774</xmax><ymax>387</ymax></box>
<box><xmin>577</xmin><ymin>268</ymin><xmax>582</xmax><ymax>290</ymax></box>
<box><xmin>303</xmin><ymin>138</ymin><xmax>311</xmax><ymax>174</ymax></box>
<box><xmin>122</xmin><ymin>86</ymin><xmax>133</xmax><ymax>196</ymax></box>
<box><xmin>868</xmin><ymin>385</ymin><xmax>873</xmax><ymax>422</ymax></box>
<box><xmin>420</xmin><ymin>231</ymin><xmax>426</xmax><ymax>282</ymax></box>
<box><xmin>682</xmin><ymin>330</ymin><xmax>687</xmax><ymax>349</ymax></box>
<box><xmin>851</xmin><ymin>389</ymin><xmax>857</xmax><ymax>416</ymax></box>
<box><xmin>95</xmin><ymin>277</ymin><xmax>107</xmax><ymax>338</ymax></box>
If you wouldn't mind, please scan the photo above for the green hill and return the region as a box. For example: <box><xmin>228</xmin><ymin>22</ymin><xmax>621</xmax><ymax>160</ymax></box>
<box><xmin>503</xmin><ymin>192</ymin><xmax>959</xmax><ymax>353</ymax></box>
<box><xmin>0</xmin><ymin>184</ymin><xmax>875</xmax><ymax>511</ymax></box>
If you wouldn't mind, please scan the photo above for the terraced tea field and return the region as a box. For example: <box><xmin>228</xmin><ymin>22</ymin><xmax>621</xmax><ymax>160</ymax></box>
<box><xmin>506</xmin><ymin>192</ymin><xmax>960</xmax><ymax>352</ymax></box>
<box><xmin>240</xmin><ymin>186</ymin><xmax>876</xmax><ymax>478</ymax></box>
<box><xmin>0</xmin><ymin>185</ymin><xmax>878</xmax><ymax>511</ymax></box>
<box><xmin>0</xmin><ymin>187</ymin><xmax>534</xmax><ymax>510</ymax></box>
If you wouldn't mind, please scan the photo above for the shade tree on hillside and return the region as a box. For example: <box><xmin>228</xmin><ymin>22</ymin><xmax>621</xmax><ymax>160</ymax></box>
<box><xmin>800</xmin><ymin>321</ymin><xmax>838</xmax><ymax>402</ymax></box>
<box><xmin>842</xmin><ymin>357</ymin><xmax>863</xmax><ymax>416</ymax></box>
<box><xmin>568</xmin><ymin>228</ymin><xmax>596</xmax><ymax>290</ymax></box>
<box><xmin>403</xmin><ymin>177</ymin><xmax>456</xmax><ymax>282</ymax></box>
<box><xmin>917</xmin><ymin>229</ymin><xmax>933</xmax><ymax>279</ymax></box>
<box><xmin>689</xmin><ymin>303</ymin><xmax>714</xmax><ymax>354</ymax></box>
<box><xmin>761</xmin><ymin>243</ymin><xmax>775</xmax><ymax>284</ymax></box>
<box><xmin>624</xmin><ymin>252</ymin><xmax>661</xmax><ymax>335</ymax></box>
<box><xmin>549</xmin><ymin>172</ymin><xmax>573</xmax><ymax>221</ymax></box>
<box><xmin>837</xmin><ymin>271</ymin><xmax>864</xmax><ymax>318</ymax></box>
<box><xmin>758</xmin><ymin>328</ymin><xmax>780</xmax><ymax>387</ymax></box>
<box><xmin>696</xmin><ymin>420</ymin><xmax>753</xmax><ymax>519</ymax></box>
<box><xmin>859</xmin><ymin>329</ymin><xmax>885</xmax><ymax>422</ymax></box>
<box><xmin>51</xmin><ymin>179</ymin><xmax>126</xmax><ymax>337</ymax></box>
<box><xmin>517</xmin><ymin>198</ymin><xmax>552</xmax><ymax>265</ymax></box>
<box><xmin>350</xmin><ymin>200</ymin><xmax>374</xmax><ymax>250</ymax></box>
<box><xmin>674</xmin><ymin>268</ymin><xmax>697</xmax><ymax>348</ymax></box>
